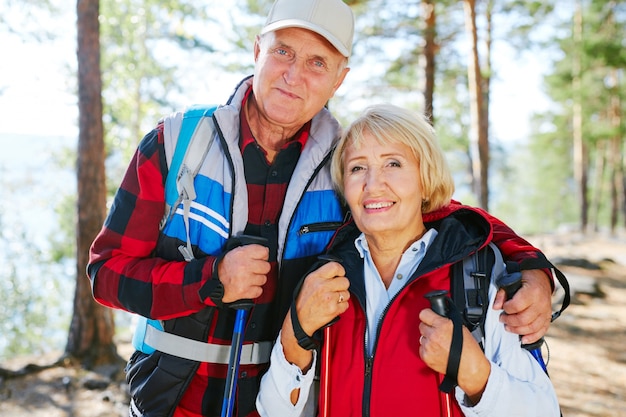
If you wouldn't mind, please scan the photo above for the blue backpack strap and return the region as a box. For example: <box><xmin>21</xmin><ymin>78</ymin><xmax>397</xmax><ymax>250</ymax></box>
<box><xmin>131</xmin><ymin>317</ymin><xmax>164</xmax><ymax>354</ymax></box>
<box><xmin>133</xmin><ymin>105</ymin><xmax>218</xmax><ymax>355</ymax></box>
<box><xmin>164</xmin><ymin>104</ymin><xmax>218</xmax><ymax>208</ymax></box>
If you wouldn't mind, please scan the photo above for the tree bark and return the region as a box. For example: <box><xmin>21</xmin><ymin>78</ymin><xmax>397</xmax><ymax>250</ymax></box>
<box><xmin>482</xmin><ymin>0</ymin><xmax>492</xmax><ymax>193</ymax></box>
<box><xmin>609</xmin><ymin>70</ymin><xmax>623</xmax><ymax>234</ymax></box>
<box><xmin>422</xmin><ymin>0</ymin><xmax>437</xmax><ymax>125</ymax></box>
<box><xmin>572</xmin><ymin>2</ymin><xmax>588</xmax><ymax>233</ymax></box>
<box><xmin>463</xmin><ymin>0</ymin><xmax>489</xmax><ymax>210</ymax></box>
<box><xmin>68</xmin><ymin>0</ymin><xmax>120</xmax><ymax>367</ymax></box>
<box><xmin>590</xmin><ymin>141</ymin><xmax>606</xmax><ymax>232</ymax></box>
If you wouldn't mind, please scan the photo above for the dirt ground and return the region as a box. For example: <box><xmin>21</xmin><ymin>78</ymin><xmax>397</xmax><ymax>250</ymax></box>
<box><xmin>1</xmin><ymin>232</ymin><xmax>625</xmax><ymax>417</ymax></box>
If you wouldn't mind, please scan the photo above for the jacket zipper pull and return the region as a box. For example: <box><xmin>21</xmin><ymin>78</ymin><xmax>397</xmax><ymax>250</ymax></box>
<box><xmin>364</xmin><ymin>356</ymin><xmax>373</xmax><ymax>377</ymax></box>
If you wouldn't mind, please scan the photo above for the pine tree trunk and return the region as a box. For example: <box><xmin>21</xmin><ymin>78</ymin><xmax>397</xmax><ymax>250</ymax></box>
<box><xmin>572</xmin><ymin>1</ymin><xmax>589</xmax><ymax>233</ymax></box>
<box><xmin>481</xmin><ymin>0</ymin><xmax>492</xmax><ymax>207</ymax></box>
<box><xmin>68</xmin><ymin>0</ymin><xmax>120</xmax><ymax>367</ymax></box>
<box><xmin>609</xmin><ymin>72</ymin><xmax>623</xmax><ymax>234</ymax></box>
<box><xmin>590</xmin><ymin>141</ymin><xmax>606</xmax><ymax>232</ymax></box>
<box><xmin>422</xmin><ymin>0</ymin><xmax>436</xmax><ymax>124</ymax></box>
<box><xmin>463</xmin><ymin>0</ymin><xmax>489</xmax><ymax>210</ymax></box>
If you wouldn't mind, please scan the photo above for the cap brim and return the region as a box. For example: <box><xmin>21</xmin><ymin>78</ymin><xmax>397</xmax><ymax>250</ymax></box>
<box><xmin>261</xmin><ymin>20</ymin><xmax>350</xmax><ymax>58</ymax></box>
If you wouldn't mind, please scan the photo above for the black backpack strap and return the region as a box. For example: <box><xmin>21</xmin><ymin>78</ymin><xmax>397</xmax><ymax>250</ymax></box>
<box><xmin>436</xmin><ymin>245</ymin><xmax>494</xmax><ymax>393</ymax></box>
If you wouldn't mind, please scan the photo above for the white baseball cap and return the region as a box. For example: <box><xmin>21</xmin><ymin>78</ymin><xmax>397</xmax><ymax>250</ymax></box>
<box><xmin>261</xmin><ymin>0</ymin><xmax>355</xmax><ymax>58</ymax></box>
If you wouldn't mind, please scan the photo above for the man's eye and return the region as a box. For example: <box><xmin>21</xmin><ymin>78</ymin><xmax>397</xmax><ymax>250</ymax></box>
<box><xmin>272</xmin><ymin>48</ymin><xmax>291</xmax><ymax>59</ymax></box>
<box><xmin>309</xmin><ymin>59</ymin><xmax>328</xmax><ymax>72</ymax></box>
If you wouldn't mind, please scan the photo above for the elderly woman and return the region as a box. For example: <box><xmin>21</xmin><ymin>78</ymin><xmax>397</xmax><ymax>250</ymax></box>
<box><xmin>257</xmin><ymin>104</ymin><xmax>561</xmax><ymax>416</ymax></box>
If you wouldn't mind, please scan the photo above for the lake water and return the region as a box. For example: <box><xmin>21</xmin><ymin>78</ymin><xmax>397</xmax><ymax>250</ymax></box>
<box><xmin>0</xmin><ymin>133</ymin><xmax>76</xmax><ymax>246</ymax></box>
<box><xmin>0</xmin><ymin>133</ymin><xmax>137</xmax><ymax>360</ymax></box>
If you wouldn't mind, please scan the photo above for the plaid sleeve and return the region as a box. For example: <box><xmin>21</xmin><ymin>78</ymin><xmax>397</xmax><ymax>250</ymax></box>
<box><xmin>478</xmin><ymin>208</ymin><xmax>554</xmax><ymax>286</ymax></box>
<box><xmin>87</xmin><ymin>126</ymin><xmax>217</xmax><ymax>319</ymax></box>
<box><xmin>425</xmin><ymin>201</ymin><xmax>554</xmax><ymax>285</ymax></box>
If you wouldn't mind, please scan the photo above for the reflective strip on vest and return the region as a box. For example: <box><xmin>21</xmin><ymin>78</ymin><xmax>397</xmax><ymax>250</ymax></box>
<box><xmin>143</xmin><ymin>324</ymin><xmax>271</xmax><ymax>365</ymax></box>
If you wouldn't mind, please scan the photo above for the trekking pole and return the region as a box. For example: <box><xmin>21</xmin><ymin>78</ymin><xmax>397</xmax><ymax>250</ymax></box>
<box><xmin>220</xmin><ymin>235</ymin><xmax>268</xmax><ymax>417</ymax></box>
<box><xmin>320</xmin><ymin>325</ymin><xmax>332</xmax><ymax>417</ymax></box>
<box><xmin>497</xmin><ymin>263</ymin><xmax>549</xmax><ymax>374</ymax></box>
<box><xmin>425</xmin><ymin>290</ymin><xmax>454</xmax><ymax>417</ymax></box>
<box><xmin>316</xmin><ymin>254</ymin><xmax>343</xmax><ymax>417</ymax></box>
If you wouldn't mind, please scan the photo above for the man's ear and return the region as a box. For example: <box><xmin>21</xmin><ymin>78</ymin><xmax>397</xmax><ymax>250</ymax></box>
<box><xmin>331</xmin><ymin>67</ymin><xmax>350</xmax><ymax>96</ymax></box>
<box><xmin>253</xmin><ymin>35</ymin><xmax>262</xmax><ymax>62</ymax></box>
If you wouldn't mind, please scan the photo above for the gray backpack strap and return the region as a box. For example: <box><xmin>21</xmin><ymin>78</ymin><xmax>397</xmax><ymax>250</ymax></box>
<box><xmin>452</xmin><ymin>242</ymin><xmax>504</xmax><ymax>348</ymax></box>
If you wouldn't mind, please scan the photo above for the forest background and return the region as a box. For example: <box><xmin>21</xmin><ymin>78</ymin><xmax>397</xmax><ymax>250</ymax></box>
<box><xmin>0</xmin><ymin>0</ymin><xmax>625</xmax><ymax>416</ymax></box>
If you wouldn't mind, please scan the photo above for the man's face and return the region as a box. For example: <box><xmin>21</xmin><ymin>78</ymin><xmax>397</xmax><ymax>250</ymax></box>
<box><xmin>252</xmin><ymin>27</ymin><xmax>349</xmax><ymax>130</ymax></box>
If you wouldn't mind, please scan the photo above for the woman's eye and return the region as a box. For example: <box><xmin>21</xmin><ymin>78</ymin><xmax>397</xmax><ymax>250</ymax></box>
<box><xmin>349</xmin><ymin>165</ymin><xmax>364</xmax><ymax>173</ymax></box>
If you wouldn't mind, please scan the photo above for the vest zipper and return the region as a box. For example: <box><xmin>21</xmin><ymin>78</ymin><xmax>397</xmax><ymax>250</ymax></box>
<box><xmin>298</xmin><ymin>221</ymin><xmax>343</xmax><ymax>235</ymax></box>
<box><xmin>279</xmin><ymin>148</ymin><xmax>334</xmax><ymax>263</ymax></box>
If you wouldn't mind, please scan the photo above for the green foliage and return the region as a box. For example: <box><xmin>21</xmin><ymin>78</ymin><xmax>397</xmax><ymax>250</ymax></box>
<box><xmin>0</xmin><ymin>212</ymin><xmax>73</xmax><ymax>361</ymax></box>
<box><xmin>497</xmin><ymin>111</ymin><xmax>579</xmax><ymax>233</ymax></box>
<box><xmin>99</xmin><ymin>0</ymin><xmax>234</xmax><ymax>177</ymax></box>
<box><xmin>538</xmin><ymin>0</ymin><xmax>626</xmax><ymax>231</ymax></box>
<box><xmin>1</xmin><ymin>0</ymin><xmax>59</xmax><ymax>40</ymax></box>
<box><xmin>49</xmin><ymin>194</ymin><xmax>77</xmax><ymax>262</ymax></box>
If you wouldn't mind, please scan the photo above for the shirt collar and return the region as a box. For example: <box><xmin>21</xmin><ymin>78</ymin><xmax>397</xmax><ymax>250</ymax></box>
<box><xmin>355</xmin><ymin>228</ymin><xmax>438</xmax><ymax>259</ymax></box>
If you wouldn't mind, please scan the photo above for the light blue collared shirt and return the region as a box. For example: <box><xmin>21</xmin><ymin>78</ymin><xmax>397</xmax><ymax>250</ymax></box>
<box><xmin>355</xmin><ymin>228</ymin><xmax>438</xmax><ymax>355</ymax></box>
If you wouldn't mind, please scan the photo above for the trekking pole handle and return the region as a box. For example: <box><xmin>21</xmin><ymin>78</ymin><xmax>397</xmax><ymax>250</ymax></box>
<box><xmin>498</xmin><ymin>263</ymin><xmax>547</xmax><ymax>354</ymax></box>
<box><xmin>498</xmin><ymin>263</ymin><xmax>523</xmax><ymax>300</ymax></box>
<box><xmin>424</xmin><ymin>289</ymin><xmax>455</xmax><ymax>417</ymax></box>
<box><xmin>318</xmin><ymin>254</ymin><xmax>343</xmax><ymax>328</ymax></box>
<box><xmin>227</xmin><ymin>235</ymin><xmax>269</xmax><ymax>310</ymax></box>
<box><xmin>425</xmin><ymin>290</ymin><xmax>450</xmax><ymax>317</ymax></box>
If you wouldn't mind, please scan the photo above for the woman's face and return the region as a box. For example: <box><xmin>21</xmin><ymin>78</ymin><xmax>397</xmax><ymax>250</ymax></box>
<box><xmin>342</xmin><ymin>132</ymin><xmax>426</xmax><ymax>241</ymax></box>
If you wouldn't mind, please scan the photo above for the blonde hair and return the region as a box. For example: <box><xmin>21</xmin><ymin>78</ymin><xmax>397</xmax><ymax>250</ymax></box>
<box><xmin>331</xmin><ymin>104</ymin><xmax>454</xmax><ymax>213</ymax></box>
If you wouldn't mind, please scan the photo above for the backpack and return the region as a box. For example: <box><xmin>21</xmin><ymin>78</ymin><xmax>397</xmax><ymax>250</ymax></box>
<box><xmin>440</xmin><ymin>242</ymin><xmax>570</xmax><ymax>405</ymax></box>
<box><xmin>451</xmin><ymin>243</ymin><xmax>570</xmax><ymax>351</ymax></box>
<box><xmin>132</xmin><ymin>104</ymin><xmax>219</xmax><ymax>354</ymax></box>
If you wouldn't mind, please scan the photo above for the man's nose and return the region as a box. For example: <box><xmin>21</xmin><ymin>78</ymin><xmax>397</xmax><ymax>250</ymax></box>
<box><xmin>283</xmin><ymin>59</ymin><xmax>306</xmax><ymax>85</ymax></box>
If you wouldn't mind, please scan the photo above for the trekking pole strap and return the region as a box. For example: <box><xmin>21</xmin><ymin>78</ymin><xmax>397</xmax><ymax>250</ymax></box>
<box><xmin>439</xmin><ymin>299</ymin><xmax>464</xmax><ymax>393</ymax></box>
<box><xmin>425</xmin><ymin>290</ymin><xmax>464</xmax><ymax>394</ymax></box>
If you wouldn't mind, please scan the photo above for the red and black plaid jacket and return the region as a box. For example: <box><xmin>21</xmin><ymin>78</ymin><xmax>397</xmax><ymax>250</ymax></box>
<box><xmin>87</xmin><ymin>78</ymin><xmax>347</xmax><ymax>417</ymax></box>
